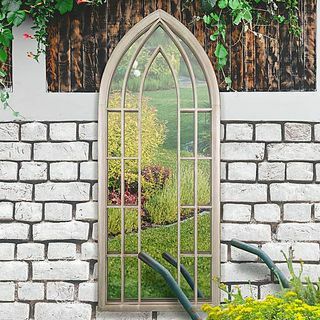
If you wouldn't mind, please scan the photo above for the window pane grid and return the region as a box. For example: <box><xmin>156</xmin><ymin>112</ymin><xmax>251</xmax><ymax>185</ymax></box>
<box><xmin>101</xmin><ymin>11</ymin><xmax>220</xmax><ymax>310</ymax></box>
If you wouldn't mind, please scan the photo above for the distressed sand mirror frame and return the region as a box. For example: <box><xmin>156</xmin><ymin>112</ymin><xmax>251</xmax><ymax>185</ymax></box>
<box><xmin>98</xmin><ymin>9</ymin><xmax>221</xmax><ymax>311</ymax></box>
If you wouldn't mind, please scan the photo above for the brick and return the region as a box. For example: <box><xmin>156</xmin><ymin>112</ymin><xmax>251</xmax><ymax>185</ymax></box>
<box><xmin>315</xmin><ymin>164</ymin><xmax>320</xmax><ymax>181</ymax></box>
<box><xmin>18</xmin><ymin>282</ymin><xmax>44</xmax><ymax>300</ymax></box>
<box><xmin>92</xmin><ymin>223</ymin><xmax>98</xmax><ymax>241</ymax></box>
<box><xmin>258</xmin><ymin>162</ymin><xmax>285</xmax><ymax>181</ymax></box>
<box><xmin>92</xmin><ymin>183</ymin><xmax>98</xmax><ymax>201</ymax></box>
<box><xmin>221</xmin><ymin>183</ymin><xmax>267</xmax><ymax>203</ymax></box>
<box><xmin>21</xmin><ymin>122</ymin><xmax>47</xmax><ymax>141</ymax></box>
<box><xmin>223</xmin><ymin>204</ymin><xmax>251</xmax><ymax>222</ymax></box>
<box><xmin>47</xmin><ymin>282</ymin><xmax>74</xmax><ymax>301</ymax></box>
<box><xmin>76</xmin><ymin>202</ymin><xmax>98</xmax><ymax>221</ymax></box>
<box><xmin>225</xmin><ymin>124</ymin><xmax>253</xmax><ymax>141</ymax></box>
<box><xmin>0</xmin><ymin>142</ymin><xmax>31</xmax><ymax>160</ymax></box>
<box><xmin>81</xmin><ymin>242</ymin><xmax>98</xmax><ymax>260</ymax></box>
<box><xmin>0</xmin><ymin>201</ymin><xmax>14</xmax><ymax>220</ymax></box>
<box><xmin>261</xmin><ymin>242</ymin><xmax>319</xmax><ymax>262</ymax></box>
<box><xmin>284</xmin><ymin>123</ymin><xmax>311</xmax><ymax>141</ymax></box>
<box><xmin>33</xmin><ymin>261</ymin><xmax>89</xmax><ymax>281</ymax></box>
<box><xmin>277</xmin><ymin>223</ymin><xmax>320</xmax><ymax>241</ymax></box>
<box><xmin>283</xmin><ymin>203</ymin><xmax>311</xmax><ymax>222</ymax></box>
<box><xmin>0</xmin><ymin>123</ymin><xmax>19</xmax><ymax>141</ymax></box>
<box><xmin>287</xmin><ymin>162</ymin><xmax>313</xmax><ymax>181</ymax></box>
<box><xmin>34</xmin><ymin>142</ymin><xmax>89</xmax><ymax>161</ymax></box>
<box><xmin>221</xmin><ymin>143</ymin><xmax>264</xmax><ymax>161</ymax></box>
<box><xmin>15</xmin><ymin>202</ymin><xmax>43</xmax><ymax>222</ymax></box>
<box><xmin>260</xmin><ymin>284</ymin><xmax>281</xmax><ymax>299</ymax></box>
<box><xmin>50</xmin><ymin>162</ymin><xmax>78</xmax><ymax>181</ymax></box>
<box><xmin>50</xmin><ymin>123</ymin><xmax>77</xmax><ymax>141</ymax></box>
<box><xmin>80</xmin><ymin>161</ymin><xmax>98</xmax><ymax>180</ymax></box>
<box><xmin>221</xmin><ymin>162</ymin><xmax>227</xmax><ymax>180</ymax></box>
<box><xmin>221</xmin><ymin>223</ymin><xmax>271</xmax><ymax>241</ymax></box>
<box><xmin>79</xmin><ymin>122</ymin><xmax>98</xmax><ymax>140</ymax></box>
<box><xmin>92</xmin><ymin>142</ymin><xmax>98</xmax><ymax>160</ymax></box>
<box><xmin>35</xmin><ymin>182</ymin><xmax>90</xmax><ymax>201</ymax></box>
<box><xmin>35</xmin><ymin>303</ymin><xmax>91</xmax><ymax>320</ymax></box>
<box><xmin>228</xmin><ymin>162</ymin><xmax>256</xmax><ymax>181</ymax></box>
<box><xmin>268</xmin><ymin>143</ymin><xmax>320</xmax><ymax>161</ymax></box>
<box><xmin>270</xmin><ymin>183</ymin><xmax>320</xmax><ymax>201</ymax></box>
<box><xmin>33</xmin><ymin>221</ymin><xmax>89</xmax><ymax>241</ymax></box>
<box><xmin>48</xmin><ymin>243</ymin><xmax>77</xmax><ymax>260</ymax></box>
<box><xmin>0</xmin><ymin>243</ymin><xmax>15</xmax><ymax>260</ymax></box>
<box><xmin>0</xmin><ymin>161</ymin><xmax>18</xmax><ymax>180</ymax></box>
<box><xmin>254</xmin><ymin>204</ymin><xmax>280</xmax><ymax>222</ymax></box>
<box><xmin>0</xmin><ymin>303</ymin><xmax>29</xmax><ymax>320</ymax></box>
<box><xmin>231</xmin><ymin>246</ymin><xmax>257</xmax><ymax>262</ymax></box>
<box><xmin>0</xmin><ymin>223</ymin><xmax>29</xmax><ymax>240</ymax></box>
<box><xmin>0</xmin><ymin>282</ymin><xmax>15</xmax><ymax>301</ymax></box>
<box><xmin>314</xmin><ymin>204</ymin><xmax>320</xmax><ymax>221</ymax></box>
<box><xmin>45</xmin><ymin>203</ymin><xmax>72</xmax><ymax>222</ymax></box>
<box><xmin>221</xmin><ymin>262</ymin><xmax>270</xmax><ymax>282</ymax></box>
<box><xmin>0</xmin><ymin>261</ymin><xmax>28</xmax><ymax>280</ymax></box>
<box><xmin>17</xmin><ymin>243</ymin><xmax>45</xmax><ymax>260</ymax></box>
<box><xmin>255</xmin><ymin>123</ymin><xmax>281</xmax><ymax>142</ymax></box>
<box><xmin>221</xmin><ymin>244</ymin><xmax>228</xmax><ymax>263</ymax></box>
<box><xmin>78</xmin><ymin>282</ymin><xmax>98</xmax><ymax>302</ymax></box>
<box><xmin>314</xmin><ymin>124</ymin><xmax>320</xmax><ymax>141</ymax></box>
<box><xmin>20</xmin><ymin>162</ymin><xmax>47</xmax><ymax>181</ymax></box>
<box><xmin>277</xmin><ymin>263</ymin><xmax>320</xmax><ymax>282</ymax></box>
<box><xmin>230</xmin><ymin>284</ymin><xmax>258</xmax><ymax>299</ymax></box>
<box><xmin>0</xmin><ymin>182</ymin><xmax>32</xmax><ymax>201</ymax></box>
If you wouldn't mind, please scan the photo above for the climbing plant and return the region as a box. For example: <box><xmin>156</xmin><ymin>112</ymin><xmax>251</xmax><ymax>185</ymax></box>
<box><xmin>200</xmin><ymin>0</ymin><xmax>301</xmax><ymax>89</ymax></box>
<box><xmin>0</xmin><ymin>0</ymin><xmax>301</xmax><ymax>115</ymax></box>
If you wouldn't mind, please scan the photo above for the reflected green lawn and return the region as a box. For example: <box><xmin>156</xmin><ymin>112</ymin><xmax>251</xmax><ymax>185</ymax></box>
<box><xmin>107</xmin><ymin>212</ymin><xmax>211</xmax><ymax>300</ymax></box>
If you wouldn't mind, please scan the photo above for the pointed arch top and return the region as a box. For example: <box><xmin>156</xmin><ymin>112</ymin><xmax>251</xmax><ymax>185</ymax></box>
<box><xmin>99</xmin><ymin>9</ymin><xmax>220</xmax><ymax>110</ymax></box>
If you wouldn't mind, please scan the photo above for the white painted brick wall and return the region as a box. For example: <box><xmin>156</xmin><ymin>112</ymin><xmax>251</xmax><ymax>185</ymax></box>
<box><xmin>1</xmin><ymin>120</ymin><xmax>320</xmax><ymax>320</ymax></box>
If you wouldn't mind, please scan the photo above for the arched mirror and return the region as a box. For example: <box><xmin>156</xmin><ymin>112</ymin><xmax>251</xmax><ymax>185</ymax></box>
<box><xmin>98</xmin><ymin>9</ymin><xmax>220</xmax><ymax>311</ymax></box>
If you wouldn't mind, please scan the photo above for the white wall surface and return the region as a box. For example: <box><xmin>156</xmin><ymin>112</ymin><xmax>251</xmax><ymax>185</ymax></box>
<box><xmin>0</xmin><ymin>4</ymin><xmax>318</xmax><ymax>122</ymax></box>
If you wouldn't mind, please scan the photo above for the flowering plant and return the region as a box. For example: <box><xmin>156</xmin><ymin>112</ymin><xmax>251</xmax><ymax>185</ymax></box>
<box><xmin>0</xmin><ymin>0</ymin><xmax>106</xmax><ymax>115</ymax></box>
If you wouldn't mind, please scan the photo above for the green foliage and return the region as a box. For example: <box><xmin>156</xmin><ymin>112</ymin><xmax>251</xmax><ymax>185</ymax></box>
<box><xmin>144</xmin><ymin>163</ymin><xmax>211</xmax><ymax>224</ymax></box>
<box><xmin>0</xmin><ymin>0</ymin><xmax>106</xmax><ymax>115</ymax></box>
<box><xmin>107</xmin><ymin>208</ymin><xmax>138</xmax><ymax>236</ymax></box>
<box><xmin>200</xmin><ymin>0</ymin><xmax>301</xmax><ymax>89</ymax></box>
<box><xmin>202</xmin><ymin>292</ymin><xmax>320</xmax><ymax>320</ymax></box>
<box><xmin>107</xmin><ymin>211</ymin><xmax>211</xmax><ymax>299</ymax></box>
<box><xmin>107</xmin><ymin>92</ymin><xmax>166</xmax><ymax>189</ymax></box>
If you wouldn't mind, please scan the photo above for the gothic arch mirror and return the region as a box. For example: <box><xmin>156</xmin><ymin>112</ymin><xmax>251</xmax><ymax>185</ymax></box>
<box><xmin>98</xmin><ymin>9</ymin><xmax>220</xmax><ymax>311</ymax></box>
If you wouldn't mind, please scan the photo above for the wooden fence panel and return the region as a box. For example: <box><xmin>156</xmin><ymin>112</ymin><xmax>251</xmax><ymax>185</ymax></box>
<box><xmin>46</xmin><ymin>0</ymin><xmax>317</xmax><ymax>92</ymax></box>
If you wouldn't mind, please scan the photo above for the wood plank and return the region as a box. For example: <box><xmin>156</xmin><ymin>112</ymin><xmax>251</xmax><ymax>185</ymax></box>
<box><xmin>82</xmin><ymin>7</ymin><xmax>96</xmax><ymax>91</ymax></box>
<box><xmin>304</xmin><ymin>0</ymin><xmax>316</xmax><ymax>91</ymax></box>
<box><xmin>230</xmin><ymin>24</ymin><xmax>243</xmax><ymax>91</ymax></box>
<box><xmin>94</xmin><ymin>3</ymin><xmax>108</xmax><ymax>90</ymax></box>
<box><xmin>244</xmin><ymin>28</ymin><xmax>255</xmax><ymax>91</ymax></box>
<box><xmin>46</xmin><ymin>17</ymin><xmax>60</xmax><ymax>92</ymax></box>
<box><xmin>267</xmin><ymin>21</ymin><xmax>280</xmax><ymax>91</ymax></box>
<box><xmin>58</xmin><ymin>14</ymin><xmax>71</xmax><ymax>92</ymax></box>
<box><xmin>70</xmin><ymin>8</ymin><xmax>83</xmax><ymax>92</ymax></box>
<box><xmin>255</xmin><ymin>20</ymin><xmax>268</xmax><ymax>91</ymax></box>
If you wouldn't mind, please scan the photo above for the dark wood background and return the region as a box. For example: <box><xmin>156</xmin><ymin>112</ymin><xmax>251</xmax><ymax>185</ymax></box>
<box><xmin>45</xmin><ymin>0</ymin><xmax>316</xmax><ymax>92</ymax></box>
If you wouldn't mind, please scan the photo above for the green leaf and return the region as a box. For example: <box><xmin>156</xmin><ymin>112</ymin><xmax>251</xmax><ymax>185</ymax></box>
<box><xmin>0</xmin><ymin>69</ymin><xmax>7</xmax><ymax>77</ymax></box>
<box><xmin>214</xmin><ymin>42</ymin><xmax>228</xmax><ymax>59</ymax></box>
<box><xmin>225</xmin><ymin>76</ymin><xmax>232</xmax><ymax>85</ymax></box>
<box><xmin>55</xmin><ymin>0</ymin><xmax>74</xmax><ymax>15</ymax></box>
<box><xmin>229</xmin><ymin>0</ymin><xmax>240</xmax><ymax>10</ymax></box>
<box><xmin>7</xmin><ymin>10</ymin><xmax>26</xmax><ymax>27</ymax></box>
<box><xmin>233</xmin><ymin>12</ymin><xmax>243</xmax><ymax>25</ymax></box>
<box><xmin>203</xmin><ymin>15</ymin><xmax>212</xmax><ymax>25</ymax></box>
<box><xmin>0</xmin><ymin>47</ymin><xmax>8</xmax><ymax>63</ymax></box>
<box><xmin>243</xmin><ymin>9</ymin><xmax>252</xmax><ymax>22</ymax></box>
<box><xmin>1</xmin><ymin>0</ymin><xmax>21</xmax><ymax>12</ymax></box>
<box><xmin>0</xmin><ymin>29</ymin><xmax>13</xmax><ymax>47</ymax></box>
<box><xmin>12</xmin><ymin>111</ymin><xmax>20</xmax><ymax>117</ymax></box>
<box><xmin>218</xmin><ymin>0</ymin><xmax>228</xmax><ymax>9</ymax></box>
<box><xmin>210</xmin><ymin>32</ymin><xmax>219</xmax><ymax>41</ymax></box>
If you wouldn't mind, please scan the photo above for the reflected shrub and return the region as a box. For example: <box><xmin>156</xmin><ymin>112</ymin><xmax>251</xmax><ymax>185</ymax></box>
<box><xmin>144</xmin><ymin>164</ymin><xmax>211</xmax><ymax>224</ymax></box>
<box><xmin>108</xmin><ymin>208</ymin><xmax>138</xmax><ymax>236</ymax></box>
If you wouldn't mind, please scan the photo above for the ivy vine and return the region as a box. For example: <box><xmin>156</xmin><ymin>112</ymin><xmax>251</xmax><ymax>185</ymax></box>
<box><xmin>200</xmin><ymin>0</ymin><xmax>301</xmax><ymax>89</ymax></box>
<box><xmin>0</xmin><ymin>0</ymin><xmax>301</xmax><ymax>115</ymax></box>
